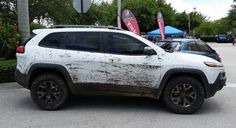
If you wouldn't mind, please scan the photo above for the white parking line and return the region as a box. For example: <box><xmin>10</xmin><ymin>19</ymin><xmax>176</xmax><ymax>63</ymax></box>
<box><xmin>226</xmin><ymin>83</ymin><xmax>236</xmax><ymax>87</ymax></box>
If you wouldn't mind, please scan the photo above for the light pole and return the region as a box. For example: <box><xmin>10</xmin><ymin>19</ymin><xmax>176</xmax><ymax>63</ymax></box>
<box><xmin>187</xmin><ymin>13</ymin><xmax>191</xmax><ymax>35</ymax></box>
<box><xmin>17</xmin><ymin>0</ymin><xmax>30</xmax><ymax>41</ymax></box>
<box><xmin>117</xmin><ymin>0</ymin><xmax>121</xmax><ymax>29</ymax></box>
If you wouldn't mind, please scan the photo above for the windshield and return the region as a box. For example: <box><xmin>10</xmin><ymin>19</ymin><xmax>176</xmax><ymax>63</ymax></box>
<box><xmin>130</xmin><ymin>33</ymin><xmax>165</xmax><ymax>54</ymax></box>
<box><xmin>195</xmin><ymin>40</ymin><xmax>212</xmax><ymax>52</ymax></box>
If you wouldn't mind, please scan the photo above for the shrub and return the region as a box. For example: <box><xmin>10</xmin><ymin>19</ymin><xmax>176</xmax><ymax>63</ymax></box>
<box><xmin>0</xmin><ymin>22</ymin><xmax>21</xmax><ymax>59</ymax></box>
<box><xmin>200</xmin><ymin>36</ymin><xmax>217</xmax><ymax>42</ymax></box>
<box><xmin>30</xmin><ymin>23</ymin><xmax>46</xmax><ymax>32</ymax></box>
<box><xmin>0</xmin><ymin>59</ymin><xmax>16</xmax><ymax>83</ymax></box>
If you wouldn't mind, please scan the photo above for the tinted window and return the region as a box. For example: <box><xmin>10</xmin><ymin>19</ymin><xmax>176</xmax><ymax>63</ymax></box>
<box><xmin>105</xmin><ymin>33</ymin><xmax>148</xmax><ymax>55</ymax></box>
<box><xmin>158</xmin><ymin>41</ymin><xmax>182</xmax><ymax>52</ymax></box>
<box><xmin>181</xmin><ymin>42</ymin><xmax>189</xmax><ymax>51</ymax></box>
<box><xmin>64</xmin><ymin>32</ymin><xmax>100</xmax><ymax>52</ymax></box>
<box><xmin>39</xmin><ymin>33</ymin><xmax>66</xmax><ymax>48</ymax></box>
<box><xmin>196</xmin><ymin>41</ymin><xmax>212</xmax><ymax>52</ymax></box>
<box><xmin>186</xmin><ymin>41</ymin><xmax>198</xmax><ymax>51</ymax></box>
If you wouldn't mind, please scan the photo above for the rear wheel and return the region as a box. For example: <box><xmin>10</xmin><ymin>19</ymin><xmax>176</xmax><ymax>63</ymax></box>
<box><xmin>31</xmin><ymin>74</ymin><xmax>69</xmax><ymax>110</ymax></box>
<box><xmin>162</xmin><ymin>76</ymin><xmax>205</xmax><ymax>114</ymax></box>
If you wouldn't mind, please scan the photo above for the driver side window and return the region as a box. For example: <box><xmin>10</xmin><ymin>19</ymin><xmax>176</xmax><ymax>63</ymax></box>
<box><xmin>105</xmin><ymin>33</ymin><xmax>148</xmax><ymax>55</ymax></box>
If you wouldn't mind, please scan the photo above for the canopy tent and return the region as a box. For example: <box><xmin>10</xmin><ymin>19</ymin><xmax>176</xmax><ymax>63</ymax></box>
<box><xmin>147</xmin><ymin>25</ymin><xmax>186</xmax><ymax>36</ymax></box>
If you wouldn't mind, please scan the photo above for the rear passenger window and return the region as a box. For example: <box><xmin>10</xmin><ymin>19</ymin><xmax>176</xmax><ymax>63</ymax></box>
<box><xmin>64</xmin><ymin>32</ymin><xmax>100</xmax><ymax>52</ymax></box>
<box><xmin>39</xmin><ymin>33</ymin><xmax>66</xmax><ymax>48</ymax></box>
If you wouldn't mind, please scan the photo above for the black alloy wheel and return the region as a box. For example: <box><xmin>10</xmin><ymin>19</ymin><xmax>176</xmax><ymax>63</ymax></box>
<box><xmin>37</xmin><ymin>81</ymin><xmax>61</xmax><ymax>104</ymax></box>
<box><xmin>171</xmin><ymin>83</ymin><xmax>197</xmax><ymax>108</ymax></box>
<box><xmin>162</xmin><ymin>76</ymin><xmax>205</xmax><ymax>114</ymax></box>
<box><xmin>31</xmin><ymin>74</ymin><xmax>69</xmax><ymax>110</ymax></box>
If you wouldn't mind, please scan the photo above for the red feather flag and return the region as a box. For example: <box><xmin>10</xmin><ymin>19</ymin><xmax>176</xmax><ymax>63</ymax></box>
<box><xmin>157</xmin><ymin>12</ymin><xmax>165</xmax><ymax>40</ymax></box>
<box><xmin>122</xmin><ymin>9</ymin><xmax>140</xmax><ymax>35</ymax></box>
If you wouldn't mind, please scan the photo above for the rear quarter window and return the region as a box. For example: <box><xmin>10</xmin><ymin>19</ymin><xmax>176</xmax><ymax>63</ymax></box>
<box><xmin>39</xmin><ymin>32</ymin><xmax>66</xmax><ymax>48</ymax></box>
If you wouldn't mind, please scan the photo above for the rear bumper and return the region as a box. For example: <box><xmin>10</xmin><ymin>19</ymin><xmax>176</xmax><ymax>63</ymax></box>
<box><xmin>15</xmin><ymin>69</ymin><xmax>29</xmax><ymax>88</ymax></box>
<box><xmin>205</xmin><ymin>72</ymin><xmax>226</xmax><ymax>98</ymax></box>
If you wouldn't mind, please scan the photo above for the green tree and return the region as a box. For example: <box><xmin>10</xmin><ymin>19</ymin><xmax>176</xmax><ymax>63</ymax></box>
<box><xmin>0</xmin><ymin>22</ymin><xmax>21</xmax><ymax>59</ymax></box>
<box><xmin>227</xmin><ymin>3</ymin><xmax>236</xmax><ymax>35</ymax></box>
<box><xmin>1</xmin><ymin>0</ymin><xmax>209</xmax><ymax>34</ymax></box>
<box><xmin>213</xmin><ymin>18</ymin><xmax>230</xmax><ymax>34</ymax></box>
<box><xmin>0</xmin><ymin>0</ymin><xmax>178</xmax><ymax>32</ymax></box>
<box><xmin>174</xmin><ymin>11</ymin><xmax>206</xmax><ymax>35</ymax></box>
<box><xmin>73</xmin><ymin>1</ymin><xmax>117</xmax><ymax>25</ymax></box>
<box><xmin>195</xmin><ymin>18</ymin><xmax>231</xmax><ymax>36</ymax></box>
<box><xmin>70</xmin><ymin>0</ymin><xmax>177</xmax><ymax>32</ymax></box>
<box><xmin>195</xmin><ymin>1</ymin><xmax>236</xmax><ymax>36</ymax></box>
<box><xmin>0</xmin><ymin>0</ymin><xmax>76</xmax><ymax>24</ymax></box>
<box><xmin>0</xmin><ymin>0</ymin><xmax>17</xmax><ymax>24</ymax></box>
<box><xmin>174</xmin><ymin>11</ymin><xmax>188</xmax><ymax>32</ymax></box>
<box><xmin>195</xmin><ymin>21</ymin><xmax>214</xmax><ymax>36</ymax></box>
<box><xmin>189</xmin><ymin>11</ymin><xmax>206</xmax><ymax>30</ymax></box>
<box><xmin>117</xmin><ymin>0</ymin><xmax>176</xmax><ymax>32</ymax></box>
<box><xmin>228</xmin><ymin>4</ymin><xmax>236</xmax><ymax>21</ymax></box>
<box><xmin>30</xmin><ymin>23</ymin><xmax>46</xmax><ymax>32</ymax></box>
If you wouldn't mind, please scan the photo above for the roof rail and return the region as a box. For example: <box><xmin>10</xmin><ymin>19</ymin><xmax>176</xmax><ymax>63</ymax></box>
<box><xmin>48</xmin><ymin>25</ymin><xmax>123</xmax><ymax>30</ymax></box>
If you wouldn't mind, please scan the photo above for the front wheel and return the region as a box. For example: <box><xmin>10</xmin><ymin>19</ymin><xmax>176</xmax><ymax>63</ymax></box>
<box><xmin>162</xmin><ymin>76</ymin><xmax>205</xmax><ymax>114</ymax></box>
<box><xmin>31</xmin><ymin>74</ymin><xmax>69</xmax><ymax>110</ymax></box>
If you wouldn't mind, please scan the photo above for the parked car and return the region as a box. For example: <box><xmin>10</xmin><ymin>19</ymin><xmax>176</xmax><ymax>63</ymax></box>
<box><xmin>156</xmin><ymin>39</ymin><xmax>221</xmax><ymax>62</ymax></box>
<box><xmin>15</xmin><ymin>26</ymin><xmax>226</xmax><ymax>114</ymax></box>
<box><xmin>145</xmin><ymin>35</ymin><xmax>160</xmax><ymax>42</ymax></box>
<box><xmin>216</xmin><ymin>34</ymin><xmax>232</xmax><ymax>43</ymax></box>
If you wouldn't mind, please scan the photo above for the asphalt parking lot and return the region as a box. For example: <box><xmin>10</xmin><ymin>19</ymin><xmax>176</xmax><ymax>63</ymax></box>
<box><xmin>0</xmin><ymin>43</ymin><xmax>236</xmax><ymax>128</ymax></box>
<box><xmin>208</xmin><ymin>43</ymin><xmax>236</xmax><ymax>84</ymax></box>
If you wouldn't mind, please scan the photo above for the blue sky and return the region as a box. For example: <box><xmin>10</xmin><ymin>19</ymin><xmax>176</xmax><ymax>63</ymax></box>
<box><xmin>95</xmin><ymin>0</ymin><xmax>233</xmax><ymax>21</ymax></box>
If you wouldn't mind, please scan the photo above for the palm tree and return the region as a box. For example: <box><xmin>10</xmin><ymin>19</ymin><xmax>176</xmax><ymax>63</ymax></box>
<box><xmin>17</xmin><ymin>0</ymin><xmax>30</xmax><ymax>41</ymax></box>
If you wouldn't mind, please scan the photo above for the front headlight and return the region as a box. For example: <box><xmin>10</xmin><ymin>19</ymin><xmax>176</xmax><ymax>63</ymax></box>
<box><xmin>204</xmin><ymin>62</ymin><xmax>223</xmax><ymax>67</ymax></box>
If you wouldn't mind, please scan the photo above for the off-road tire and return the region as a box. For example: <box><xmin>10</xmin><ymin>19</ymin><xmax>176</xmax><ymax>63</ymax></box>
<box><xmin>31</xmin><ymin>73</ymin><xmax>69</xmax><ymax>110</ymax></box>
<box><xmin>162</xmin><ymin>76</ymin><xmax>205</xmax><ymax>114</ymax></box>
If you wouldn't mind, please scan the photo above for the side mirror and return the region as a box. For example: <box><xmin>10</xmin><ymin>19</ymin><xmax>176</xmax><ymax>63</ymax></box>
<box><xmin>144</xmin><ymin>47</ymin><xmax>157</xmax><ymax>55</ymax></box>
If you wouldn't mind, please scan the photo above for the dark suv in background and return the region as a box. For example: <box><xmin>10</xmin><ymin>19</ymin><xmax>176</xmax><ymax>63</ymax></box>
<box><xmin>216</xmin><ymin>34</ymin><xmax>232</xmax><ymax>43</ymax></box>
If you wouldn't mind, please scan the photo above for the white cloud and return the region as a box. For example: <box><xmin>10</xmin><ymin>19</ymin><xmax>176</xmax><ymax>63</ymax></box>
<box><xmin>94</xmin><ymin>0</ymin><xmax>232</xmax><ymax>20</ymax></box>
<box><xmin>166</xmin><ymin>0</ymin><xmax>194</xmax><ymax>13</ymax></box>
<box><xmin>165</xmin><ymin>0</ymin><xmax>232</xmax><ymax>20</ymax></box>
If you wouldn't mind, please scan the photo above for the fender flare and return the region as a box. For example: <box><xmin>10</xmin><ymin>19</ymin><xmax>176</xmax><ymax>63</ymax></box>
<box><xmin>26</xmin><ymin>63</ymin><xmax>76</xmax><ymax>93</ymax></box>
<box><xmin>156</xmin><ymin>68</ymin><xmax>209</xmax><ymax>98</ymax></box>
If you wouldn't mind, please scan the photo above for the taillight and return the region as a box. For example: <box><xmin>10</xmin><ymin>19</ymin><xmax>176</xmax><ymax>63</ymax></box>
<box><xmin>16</xmin><ymin>46</ymin><xmax>25</xmax><ymax>53</ymax></box>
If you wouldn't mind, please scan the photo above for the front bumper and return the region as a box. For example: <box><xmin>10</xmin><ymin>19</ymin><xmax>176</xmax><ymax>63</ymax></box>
<box><xmin>205</xmin><ymin>72</ymin><xmax>226</xmax><ymax>98</ymax></box>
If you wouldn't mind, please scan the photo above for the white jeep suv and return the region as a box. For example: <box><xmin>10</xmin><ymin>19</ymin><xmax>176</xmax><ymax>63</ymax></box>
<box><xmin>15</xmin><ymin>26</ymin><xmax>226</xmax><ymax>114</ymax></box>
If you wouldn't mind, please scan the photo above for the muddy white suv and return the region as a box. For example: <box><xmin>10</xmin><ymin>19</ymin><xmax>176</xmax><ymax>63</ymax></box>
<box><xmin>15</xmin><ymin>26</ymin><xmax>226</xmax><ymax>114</ymax></box>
